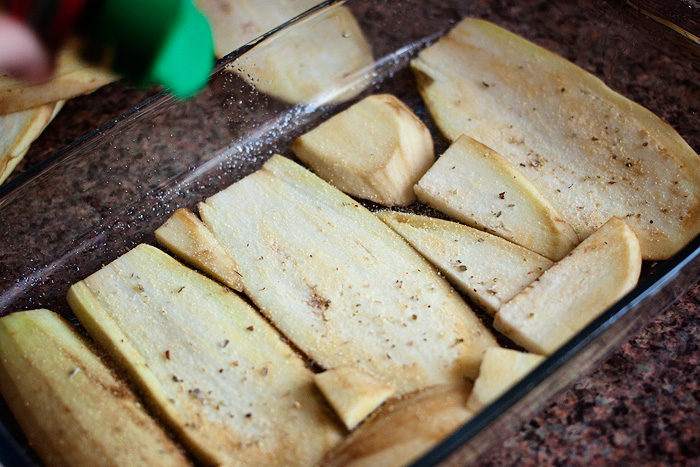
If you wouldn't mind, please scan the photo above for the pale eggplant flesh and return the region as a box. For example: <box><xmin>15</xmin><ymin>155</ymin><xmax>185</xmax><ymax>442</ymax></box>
<box><xmin>225</xmin><ymin>4</ymin><xmax>374</xmax><ymax>104</ymax></box>
<box><xmin>198</xmin><ymin>155</ymin><xmax>499</xmax><ymax>393</ymax></box>
<box><xmin>0</xmin><ymin>101</ymin><xmax>63</xmax><ymax>185</ymax></box>
<box><xmin>377</xmin><ymin>210</ymin><xmax>553</xmax><ymax>316</ymax></box>
<box><xmin>0</xmin><ymin>309</ymin><xmax>191</xmax><ymax>467</ymax></box>
<box><xmin>292</xmin><ymin>94</ymin><xmax>434</xmax><ymax>207</ymax></box>
<box><xmin>0</xmin><ymin>39</ymin><xmax>115</xmax><ymax>114</ymax></box>
<box><xmin>155</xmin><ymin>208</ymin><xmax>243</xmax><ymax>292</ymax></box>
<box><xmin>466</xmin><ymin>348</ymin><xmax>545</xmax><ymax>413</ymax></box>
<box><xmin>195</xmin><ymin>0</ymin><xmax>320</xmax><ymax>59</ymax></box>
<box><xmin>494</xmin><ymin>217</ymin><xmax>642</xmax><ymax>355</ymax></box>
<box><xmin>412</xmin><ymin>18</ymin><xmax>700</xmax><ymax>260</ymax></box>
<box><xmin>321</xmin><ymin>383</ymin><xmax>474</xmax><ymax>467</ymax></box>
<box><xmin>68</xmin><ymin>244</ymin><xmax>342</xmax><ymax>467</ymax></box>
<box><xmin>414</xmin><ymin>135</ymin><xmax>578</xmax><ymax>261</ymax></box>
<box><xmin>314</xmin><ymin>366</ymin><xmax>395</xmax><ymax>430</ymax></box>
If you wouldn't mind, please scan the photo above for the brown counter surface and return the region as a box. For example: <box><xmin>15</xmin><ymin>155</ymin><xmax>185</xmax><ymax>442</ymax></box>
<box><xmin>2</xmin><ymin>0</ymin><xmax>700</xmax><ymax>465</ymax></box>
<box><xmin>8</xmin><ymin>83</ymin><xmax>699</xmax><ymax>467</ymax></box>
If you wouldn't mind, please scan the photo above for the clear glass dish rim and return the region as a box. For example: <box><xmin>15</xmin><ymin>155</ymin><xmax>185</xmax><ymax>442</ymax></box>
<box><xmin>0</xmin><ymin>0</ymin><xmax>342</xmax><ymax>200</ymax></box>
<box><xmin>0</xmin><ymin>1</ymin><xmax>698</xmax><ymax>465</ymax></box>
<box><xmin>414</xmin><ymin>231</ymin><xmax>700</xmax><ymax>465</ymax></box>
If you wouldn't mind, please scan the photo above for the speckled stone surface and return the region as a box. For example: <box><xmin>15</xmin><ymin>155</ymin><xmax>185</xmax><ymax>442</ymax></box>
<box><xmin>471</xmin><ymin>285</ymin><xmax>700</xmax><ymax>466</ymax></box>
<box><xmin>1</xmin><ymin>0</ymin><xmax>699</xmax><ymax>466</ymax></box>
<box><xmin>12</xmin><ymin>85</ymin><xmax>700</xmax><ymax>467</ymax></box>
<box><xmin>5</xmin><ymin>82</ymin><xmax>159</xmax><ymax>185</ymax></box>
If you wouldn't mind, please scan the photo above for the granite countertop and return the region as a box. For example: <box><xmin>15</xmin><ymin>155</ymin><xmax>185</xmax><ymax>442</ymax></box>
<box><xmin>7</xmin><ymin>83</ymin><xmax>699</xmax><ymax>467</ymax></box>
<box><xmin>2</xmin><ymin>0</ymin><xmax>700</xmax><ymax>465</ymax></box>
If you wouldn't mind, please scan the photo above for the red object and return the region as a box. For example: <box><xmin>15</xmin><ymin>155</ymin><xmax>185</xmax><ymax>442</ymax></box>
<box><xmin>7</xmin><ymin>0</ymin><xmax>35</xmax><ymax>20</ymax></box>
<box><xmin>7</xmin><ymin>0</ymin><xmax>89</xmax><ymax>46</ymax></box>
<box><xmin>48</xmin><ymin>0</ymin><xmax>89</xmax><ymax>44</ymax></box>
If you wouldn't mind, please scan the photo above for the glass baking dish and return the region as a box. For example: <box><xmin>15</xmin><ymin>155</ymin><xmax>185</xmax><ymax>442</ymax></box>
<box><xmin>1</xmin><ymin>0</ymin><xmax>699</xmax><ymax>465</ymax></box>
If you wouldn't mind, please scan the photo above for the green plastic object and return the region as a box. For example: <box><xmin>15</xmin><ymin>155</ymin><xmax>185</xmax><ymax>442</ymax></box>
<box><xmin>89</xmin><ymin>0</ymin><xmax>214</xmax><ymax>97</ymax></box>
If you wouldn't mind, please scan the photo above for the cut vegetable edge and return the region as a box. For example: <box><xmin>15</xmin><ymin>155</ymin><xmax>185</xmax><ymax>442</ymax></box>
<box><xmin>314</xmin><ymin>366</ymin><xmax>396</xmax><ymax>430</ymax></box>
<box><xmin>410</xmin><ymin>18</ymin><xmax>700</xmax><ymax>260</ymax></box>
<box><xmin>228</xmin><ymin>5</ymin><xmax>374</xmax><ymax>105</ymax></box>
<box><xmin>291</xmin><ymin>93</ymin><xmax>434</xmax><ymax>206</ymax></box>
<box><xmin>199</xmin><ymin>154</ymin><xmax>499</xmax><ymax>390</ymax></box>
<box><xmin>465</xmin><ymin>347</ymin><xmax>545</xmax><ymax>413</ymax></box>
<box><xmin>0</xmin><ymin>309</ymin><xmax>190</xmax><ymax>467</ymax></box>
<box><xmin>377</xmin><ymin>210</ymin><xmax>554</xmax><ymax>315</ymax></box>
<box><xmin>321</xmin><ymin>382</ymin><xmax>474</xmax><ymax>467</ymax></box>
<box><xmin>67</xmin><ymin>243</ymin><xmax>341</xmax><ymax>466</ymax></box>
<box><xmin>0</xmin><ymin>40</ymin><xmax>116</xmax><ymax>114</ymax></box>
<box><xmin>414</xmin><ymin>135</ymin><xmax>579</xmax><ymax>261</ymax></box>
<box><xmin>198</xmin><ymin>0</ymin><xmax>321</xmax><ymax>59</ymax></box>
<box><xmin>0</xmin><ymin>100</ymin><xmax>64</xmax><ymax>185</ymax></box>
<box><xmin>155</xmin><ymin>207</ymin><xmax>243</xmax><ymax>291</ymax></box>
<box><xmin>494</xmin><ymin>217</ymin><xmax>642</xmax><ymax>355</ymax></box>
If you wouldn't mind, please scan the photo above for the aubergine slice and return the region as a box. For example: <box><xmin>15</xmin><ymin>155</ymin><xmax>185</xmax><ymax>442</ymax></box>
<box><xmin>0</xmin><ymin>39</ymin><xmax>115</xmax><ymax>114</ymax></box>
<box><xmin>155</xmin><ymin>208</ymin><xmax>243</xmax><ymax>292</ymax></box>
<box><xmin>292</xmin><ymin>94</ymin><xmax>434</xmax><ymax>207</ymax></box>
<box><xmin>412</xmin><ymin>18</ymin><xmax>700</xmax><ymax>260</ymax></box>
<box><xmin>68</xmin><ymin>244</ymin><xmax>341</xmax><ymax>466</ymax></box>
<box><xmin>222</xmin><ymin>3</ymin><xmax>374</xmax><ymax>104</ymax></box>
<box><xmin>0</xmin><ymin>309</ymin><xmax>190</xmax><ymax>467</ymax></box>
<box><xmin>377</xmin><ymin>210</ymin><xmax>553</xmax><ymax>316</ymax></box>
<box><xmin>321</xmin><ymin>383</ymin><xmax>474</xmax><ymax>467</ymax></box>
<box><xmin>465</xmin><ymin>348</ymin><xmax>545</xmax><ymax>413</ymax></box>
<box><xmin>494</xmin><ymin>217</ymin><xmax>642</xmax><ymax>355</ymax></box>
<box><xmin>0</xmin><ymin>101</ymin><xmax>63</xmax><ymax>185</ymax></box>
<box><xmin>313</xmin><ymin>366</ymin><xmax>395</xmax><ymax>430</ymax></box>
<box><xmin>197</xmin><ymin>155</ymin><xmax>499</xmax><ymax>392</ymax></box>
<box><xmin>414</xmin><ymin>135</ymin><xmax>578</xmax><ymax>261</ymax></box>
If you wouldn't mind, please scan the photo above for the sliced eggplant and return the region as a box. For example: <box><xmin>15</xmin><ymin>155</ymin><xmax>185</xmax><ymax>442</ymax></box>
<box><xmin>494</xmin><ymin>217</ymin><xmax>642</xmax><ymax>354</ymax></box>
<box><xmin>196</xmin><ymin>0</ymin><xmax>319</xmax><ymax>58</ymax></box>
<box><xmin>0</xmin><ymin>40</ymin><xmax>115</xmax><ymax>114</ymax></box>
<box><xmin>377</xmin><ymin>210</ymin><xmax>553</xmax><ymax>315</ymax></box>
<box><xmin>155</xmin><ymin>208</ymin><xmax>243</xmax><ymax>292</ymax></box>
<box><xmin>198</xmin><ymin>155</ymin><xmax>499</xmax><ymax>393</ymax></box>
<box><xmin>414</xmin><ymin>135</ymin><xmax>578</xmax><ymax>260</ymax></box>
<box><xmin>321</xmin><ymin>383</ymin><xmax>474</xmax><ymax>467</ymax></box>
<box><xmin>0</xmin><ymin>309</ymin><xmax>190</xmax><ymax>467</ymax></box>
<box><xmin>0</xmin><ymin>101</ymin><xmax>63</xmax><ymax>184</ymax></box>
<box><xmin>68</xmin><ymin>244</ymin><xmax>341</xmax><ymax>466</ymax></box>
<box><xmin>292</xmin><ymin>94</ymin><xmax>434</xmax><ymax>206</ymax></box>
<box><xmin>227</xmin><ymin>4</ymin><xmax>374</xmax><ymax>104</ymax></box>
<box><xmin>412</xmin><ymin>18</ymin><xmax>700</xmax><ymax>259</ymax></box>
<box><xmin>466</xmin><ymin>347</ymin><xmax>545</xmax><ymax>412</ymax></box>
<box><xmin>314</xmin><ymin>366</ymin><xmax>395</xmax><ymax>430</ymax></box>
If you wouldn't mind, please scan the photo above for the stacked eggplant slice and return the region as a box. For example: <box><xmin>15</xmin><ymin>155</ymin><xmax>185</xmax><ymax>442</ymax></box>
<box><xmin>2</xmin><ymin>17</ymin><xmax>700</xmax><ymax>467</ymax></box>
<box><xmin>0</xmin><ymin>40</ymin><xmax>116</xmax><ymax>185</ymax></box>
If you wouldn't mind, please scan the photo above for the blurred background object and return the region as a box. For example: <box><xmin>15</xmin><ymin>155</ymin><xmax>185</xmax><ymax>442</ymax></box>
<box><xmin>0</xmin><ymin>0</ymin><xmax>216</xmax><ymax>185</ymax></box>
